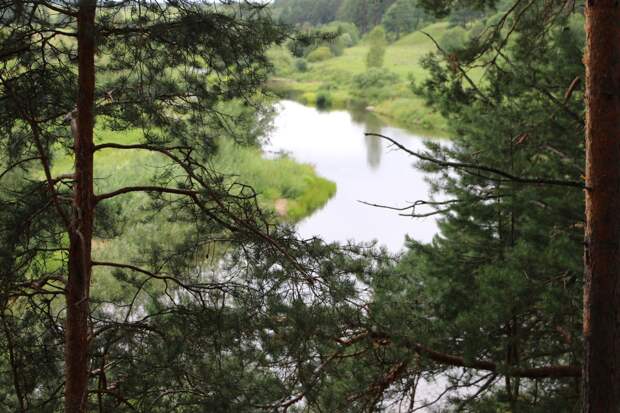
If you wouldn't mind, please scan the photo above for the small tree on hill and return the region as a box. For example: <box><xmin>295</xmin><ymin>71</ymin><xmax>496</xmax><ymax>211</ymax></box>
<box><xmin>366</xmin><ymin>26</ymin><xmax>388</xmax><ymax>69</ymax></box>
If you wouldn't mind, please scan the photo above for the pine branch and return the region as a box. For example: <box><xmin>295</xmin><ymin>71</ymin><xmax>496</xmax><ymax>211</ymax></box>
<box><xmin>0</xmin><ymin>157</ymin><xmax>41</xmax><ymax>181</ymax></box>
<box><xmin>337</xmin><ymin>331</ymin><xmax>580</xmax><ymax>379</ymax></box>
<box><xmin>94</xmin><ymin>143</ymin><xmax>318</xmax><ymax>282</ymax></box>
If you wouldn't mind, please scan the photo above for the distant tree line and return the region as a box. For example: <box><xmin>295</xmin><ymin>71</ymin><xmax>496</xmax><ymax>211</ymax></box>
<box><xmin>273</xmin><ymin>0</ymin><xmax>404</xmax><ymax>33</ymax></box>
<box><xmin>272</xmin><ymin>0</ymin><xmax>503</xmax><ymax>40</ymax></box>
<box><xmin>271</xmin><ymin>0</ymin><xmax>344</xmax><ymax>27</ymax></box>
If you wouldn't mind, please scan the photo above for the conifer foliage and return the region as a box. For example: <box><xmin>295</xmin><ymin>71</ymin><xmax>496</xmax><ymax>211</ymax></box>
<box><xmin>0</xmin><ymin>1</ymin><xmax>361</xmax><ymax>412</ymax></box>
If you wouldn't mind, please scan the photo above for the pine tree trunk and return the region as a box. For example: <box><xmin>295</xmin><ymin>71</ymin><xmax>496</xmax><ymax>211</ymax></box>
<box><xmin>583</xmin><ymin>1</ymin><xmax>620</xmax><ymax>411</ymax></box>
<box><xmin>64</xmin><ymin>0</ymin><xmax>96</xmax><ymax>411</ymax></box>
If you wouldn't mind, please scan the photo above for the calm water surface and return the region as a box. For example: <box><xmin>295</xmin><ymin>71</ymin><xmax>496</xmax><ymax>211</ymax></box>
<box><xmin>266</xmin><ymin>100</ymin><xmax>439</xmax><ymax>252</ymax></box>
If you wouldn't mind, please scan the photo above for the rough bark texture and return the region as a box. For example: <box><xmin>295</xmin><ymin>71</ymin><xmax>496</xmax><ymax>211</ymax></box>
<box><xmin>64</xmin><ymin>0</ymin><xmax>96</xmax><ymax>411</ymax></box>
<box><xmin>583</xmin><ymin>1</ymin><xmax>620</xmax><ymax>411</ymax></box>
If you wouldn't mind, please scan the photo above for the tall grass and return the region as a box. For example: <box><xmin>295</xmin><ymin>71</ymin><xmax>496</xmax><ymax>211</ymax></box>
<box><xmin>214</xmin><ymin>138</ymin><xmax>336</xmax><ymax>221</ymax></box>
<box><xmin>52</xmin><ymin>124</ymin><xmax>336</xmax><ymax>224</ymax></box>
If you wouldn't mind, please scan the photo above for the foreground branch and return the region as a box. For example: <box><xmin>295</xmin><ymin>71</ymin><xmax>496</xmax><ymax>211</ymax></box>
<box><xmin>366</xmin><ymin>133</ymin><xmax>585</xmax><ymax>189</ymax></box>
<box><xmin>406</xmin><ymin>340</ymin><xmax>580</xmax><ymax>379</ymax></box>
<box><xmin>95</xmin><ymin>186</ymin><xmax>198</xmax><ymax>203</ymax></box>
<box><xmin>342</xmin><ymin>331</ymin><xmax>580</xmax><ymax>379</ymax></box>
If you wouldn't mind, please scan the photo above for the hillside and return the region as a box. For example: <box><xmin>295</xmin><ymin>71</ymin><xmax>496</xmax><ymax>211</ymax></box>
<box><xmin>268</xmin><ymin>22</ymin><xmax>456</xmax><ymax>137</ymax></box>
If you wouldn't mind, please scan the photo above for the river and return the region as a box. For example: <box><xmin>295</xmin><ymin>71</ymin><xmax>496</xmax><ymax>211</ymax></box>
<box><xmin>266</xmin><ymin>100</ymin><xmax>450</xmax><ymax>410</ymax></box>
<box><xmin>266</xmin><ymin>100</ymin><xmax>438</xmax><ymax>253</ymax></box>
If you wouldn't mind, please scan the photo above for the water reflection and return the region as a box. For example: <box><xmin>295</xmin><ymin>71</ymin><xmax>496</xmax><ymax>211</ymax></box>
<box><xmin>364</xmin><ymin>133</ymin><xmax>382</xmax><ymax>170</ymax></box>
<box><xmin>350</xmin><ymin>107</ymin><xmax>383</xmax><ymax>170</ymax></box>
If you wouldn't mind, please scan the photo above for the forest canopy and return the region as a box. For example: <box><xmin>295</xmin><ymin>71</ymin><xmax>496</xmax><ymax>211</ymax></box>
<box><xmin>1</xmin><ymin>0</ymin><xmax>617</xmax><ymax>412</ymax></box>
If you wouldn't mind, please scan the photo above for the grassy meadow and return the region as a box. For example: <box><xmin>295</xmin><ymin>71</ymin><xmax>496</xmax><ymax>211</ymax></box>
<box><xmin>52</xmin><ymin>126</ymin><xmax>335</xmax><ymax>223</ymax></box>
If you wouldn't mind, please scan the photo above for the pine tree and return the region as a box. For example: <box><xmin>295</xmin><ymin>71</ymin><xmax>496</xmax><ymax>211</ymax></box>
<box><xmin>321</xmin><ymin>3</ymin><xmax>587</xmax><ymax>410</ymax></box>
<box><xmin>341</xmin><ymin>0</ymin><xmax>620</xmax><ymax>410</ymax></box>
<box><xmin>583</xmin><ymin>1</ymin><xmax>620</xmax><ymax>411</ymax></box>
<box><xmin>0</xmin><ymin>1</ymin><xmax>336</xmax><ymax>411</ymax></box>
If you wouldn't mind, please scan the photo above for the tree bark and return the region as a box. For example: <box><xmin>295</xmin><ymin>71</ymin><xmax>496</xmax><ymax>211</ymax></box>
<box><xmin>64</xmin><ymin>0</ymin><xmax>96</xmax><ymax>411</ymax></box>
<box><xmin>583</xmin><ymin>1</ymin><xmax>620</xmax><ymax>411</ymax></box>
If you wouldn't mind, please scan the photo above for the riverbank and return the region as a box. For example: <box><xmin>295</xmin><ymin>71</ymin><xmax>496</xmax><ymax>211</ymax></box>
<box><xmin>267</xmin><ymin>22</ymin><xmax>454</xmax><ymax>138</ymax></box>
<box><xmin>214</xmin><ymin>138</ymin><xmax>336</xmax><ymax>221</ymax></box>
<box><xmin>52</xmin><ymin>125</ymin><xmax>336</xmax><ymax>223</ymax></box>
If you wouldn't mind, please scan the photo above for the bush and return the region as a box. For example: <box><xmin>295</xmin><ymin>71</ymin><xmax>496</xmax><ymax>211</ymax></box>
<box><xmin>266</xmin><ymin>46</ymin><xmax>294</xmax><ymax>76</ymax></box>
<box><xmin>339</xmin><ymin>32</ymin><xmax>354</xmax><ymax>48</ymax></box>
<box><xmin>329</xmin><ymin>36</ymin><xmax>346</xmax><ymax>56</ymax></box>
<box><xmin>366</xmin><ymin>46</ymin><xmax>386</xmax><ymax>69</ymax></box>
<box><xmin>285</xmin><ymin>38</ymin><xmax>306</xmax><ymax>58</ymax></box>
<box><xmin>322</xmin><ymin>21</ymin><xmax>360</xmax><ymax>45</ymax></box>
<box><xmin>365</xmin><ymin>26</ymin><xmax>387</xmax><ymax>69</ymax></box>
<box><xmin>316</xmin><ymin>91</ymin><xmax>332</xmax><ymax>109</ymax></box>
<box><xmin>294</xmin><ymin>58</ymin><xmax>308</xmax><ymax>72</ymax></box>
<box><xmin>307</xmin><ymin>46</ymin><xmax>333</xmax><ymax>62</ymax></box>
<box><xmin>440</xmin><ymin>26</ymin><xmax>468</xmax><ymax>52</ymax></box>
<box><xmin>468</xmin><ymin>20</ymin><xmax>485</xmax><ymax>42</ymax></box>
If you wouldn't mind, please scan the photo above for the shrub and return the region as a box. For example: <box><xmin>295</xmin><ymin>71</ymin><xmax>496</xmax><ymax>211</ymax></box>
<box><xmin>366</xmin><ymin>46</ymin><xmax>386</xmax><ymax>69</ymax></box>
<box><xmin>316</xmin><ymin>91</ymin><xmax>332</xmax><ymax>109</ymax></box>
<box><xmin>339</xmin><ymin>32</ymin><xmax>354</xmax><ymax>48</ymax></box>
<box><xmin>468</xmin><ymin>20</ymin><xmax>485</xmax><ymax>42</ymax></box>
<box><xmin>440</xmin><ymin>26</ymin><xmax>468</xmax><ymax>52</ymax></box>
<box><xmin>307</xmin><ymin>46</ymin><xmax>333</xmax><ymax>62</ymax></box>
<box><xmin>285</xmin><ymin>38</ymin><xmax>306</xmax><ymax>58</ymax></box>
<box><xmin>365</xmin><ymin>26</ymin><xmax>387</xmax><ymax>69</ymax></box>
<box><xmin>266</xmin><ymin>46</ymin><xmax>294</xmax><ymax>76</ymax></box>
<box><xmin>329</xmin><ymin>36</ymin><xmax>346</xmax><ymax>56</ymax></box>
<box><xmin>294</xmin><ymin>58</ymin><xmax>308</xmax><ymax>72</ymax></box>
<box><xmin>322</xmin><ymin>21</ymin><xmax>360</xmax><ymax>45</ymax></box>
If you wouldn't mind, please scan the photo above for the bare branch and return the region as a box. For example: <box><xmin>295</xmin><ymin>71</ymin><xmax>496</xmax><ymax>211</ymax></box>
<box><xmin>95</xmin><ymin>186</ymin><xmax>198</xmax><ymax>204</ymax></box>
<box><xmin>404</xmin><ymin>338</ymin><xmax>580</xmax><ymax>378</ymax></box>
<box><xmin>366</xmin><ymin>133</ymin><xmax>585</xmax><ymax>189</ymax></box>
<box><xmin>94</xmin><ymin>143</ymin><xmax>191</xmax><ymax>152</ymax></box>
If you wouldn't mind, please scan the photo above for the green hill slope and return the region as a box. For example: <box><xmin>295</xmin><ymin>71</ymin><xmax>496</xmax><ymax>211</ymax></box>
<box><xmin>268</xmin><ymin>22</ymin><xmax>455</xmax><ymax>137</ymax></box>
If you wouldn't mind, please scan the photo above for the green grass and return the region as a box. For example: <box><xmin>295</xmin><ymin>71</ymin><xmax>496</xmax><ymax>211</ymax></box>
<box><xmin>268</xmin><ymin>22</ymin><xmax>456</xmax><ymax>137</ymax></box>
<box><xmin>214</xmin><ymin>138</ymin><xmax>336</xmax><ymax>221</ymax></box>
